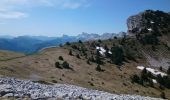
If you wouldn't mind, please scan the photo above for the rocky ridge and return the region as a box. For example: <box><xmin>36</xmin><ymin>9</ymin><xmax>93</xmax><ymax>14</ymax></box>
<box><xmin>127</xmin><ymin>10</ymin><xmax>170</xmax><ymax>34</ymax></box>
<box><xmin>0</xmin><ymin>77</ymin><xmax>164</xmax><ymax>100</ymax></box>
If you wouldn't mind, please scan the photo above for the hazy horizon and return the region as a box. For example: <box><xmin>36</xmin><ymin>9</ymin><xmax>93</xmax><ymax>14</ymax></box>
<box><xmin>0</xmin><ymin>32</ymin><xmax>121</xmax><ymax>38</ymax></box>
<box><xmin>0</xmin><ymin>0</ymin><xmax>170</xmax><ymax>37</ymax></box>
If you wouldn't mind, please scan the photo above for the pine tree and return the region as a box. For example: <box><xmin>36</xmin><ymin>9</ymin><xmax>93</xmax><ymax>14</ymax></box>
<box><xmin>104</xmin><ymin>44</ymin><xmax>109</xmax><ymax>51</ymax></box>
<box><xmin>167</xmin><ymin>66</ymin><xmax>170</xmax><ymax>75</ymax></box>
<box><xmin>79</xmin><ymin>40</ymin><xmax>83</xmax><ymax>44</ymax></box>
<box><xmin>89</xmin><ymin>56</ymin><xmax>95</xmax><ymax>62</ymax></box>
<box><xmin>156</xmin><ymin>74</ymin><xmax>165</xmax><ymax>85</ymax></box>
<box><xmin>96</xmin><ymin>64</ymin><xmax>103</xmax><ymax>72</ymax></box>
<box><xmin>114</xmin><ymin>36</ymin><xmax>117</xmax><ymax>39</ymax></box>
<box><xmin>95</xmin><ymin>55</ymin><xmax>103</xmax><ymax>65</ymax></box>
<box><xmin>98</xmin><ymin>39</ymin><xmax>102</xmax><ymax>43</ymax></box>
<box><xmin>55</xmin><ymin>62</ymin><xmax>62</xmax><ymax>69</ymax></box>
<box><xmin>159</xmin><ymin>66</ymin><xmax>163</xmax><ymax>71</ymax></box>
<box><xmin>96</xmin><ymin>49</ymin><xmax>100</xmax><ymax>56</ymax></box>
<box><xmin>142</xmin><ymin>67</ymin><xmax>147</xmax><ymax>74</ymax></box>
<box><xmin>87</xmin><ymin>59</ymin><xmax>90</xmax><ymax>65</ymax></box>
<box><xmin>62</xmin><ymin>61</ymin><xmax>70</xmax><ymax>69</ymax></box>
<box><xmin>131</xmin><ymin>74</ymin><xmax>140</xmax><ymax>84</ymax></box>
<box><xmin>160</xmin><ymin>92</ymin><xmax>166</xmax><ymax>99</ymax></box>
<box><xmin>110</xmin><ymin>45</ymin><xmax>124</xmax><ymax>65</ymax></box>
<box><xmin>59</xmin><ymin>44</ymin><xmax>63</xmax><ymax>47</ymax></box>
<box><xmin>59</xmin><ymin>56</ymin><xmax>64</xmax><ymax>60</ymax></box>
<box><xmin>76</xmin><ymin>54</ymin><xmax>80</xmax><ymax>59</ymax></box>
<box><xmin>140</xmin><ymin>67</ymin><xmax>149</xmax><ymax>82</ymax></box>
<box><xmin>148</xmin><ymin>79</ymin><xmax>154</xmax><ymax>87</ymax></box>
<box><xmin>66</xmin><ymin>42</ymin><xmax>71</xmax><ymax>45</ymax></box>
<box><xmin>69</xmin><ymin>50</ymin><xmax>73</xmax><ymax>55</ymax></box>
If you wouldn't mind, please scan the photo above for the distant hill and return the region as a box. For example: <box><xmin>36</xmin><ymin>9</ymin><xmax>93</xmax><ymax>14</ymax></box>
<box><xmin>0</xmin><ymin>36</ymin><xmax>43</xmax><ymax>54</ymax></box>
<box><xmin>0</xmin><ymin>35</ymin><xmax>14</xmax><ymax>39</ymax></box>
<box><xmin>0</xmin><ymin>33</ymin><xmax>121</xmax><ymax>54</ymax></box>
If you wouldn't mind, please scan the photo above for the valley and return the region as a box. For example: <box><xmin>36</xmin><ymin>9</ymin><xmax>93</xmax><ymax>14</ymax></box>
<box><xmin>0</xmin><ymin>10</ymin><xmax>170</xmax><ymax>99</ymax></box>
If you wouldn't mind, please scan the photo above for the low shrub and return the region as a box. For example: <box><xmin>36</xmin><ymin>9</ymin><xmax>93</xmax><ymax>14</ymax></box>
<box><xmin>58</xmin><ymin>56</ymin><xmax>64</xmax><ymax>60</ymax></box>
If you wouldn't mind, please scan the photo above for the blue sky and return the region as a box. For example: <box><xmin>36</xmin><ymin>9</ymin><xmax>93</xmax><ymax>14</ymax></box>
<box><xmin>0</xmin><ymin>0</ymin><xmax>170</xmax><ymax>37</ymax></box>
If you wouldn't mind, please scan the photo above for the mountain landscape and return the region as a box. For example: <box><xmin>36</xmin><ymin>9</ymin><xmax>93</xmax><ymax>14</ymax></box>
<box><xmin>0</xmin><ymin>33</ymin><xmax>120</xmax><ymax>54</ymax></box>
<box><xmin>0</xmin><ymin>10</ymin><xmax>170</xmax><ymax>99</ymax></box>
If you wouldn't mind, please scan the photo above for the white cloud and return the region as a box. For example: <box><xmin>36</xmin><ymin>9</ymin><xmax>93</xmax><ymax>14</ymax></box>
<box><xmin>0</xmin><ymin>0</ymin><xmax>89</xmax><ymax>20</ymax></box>
<box><xmin>0</xmin><ymin>9</ymin><xmax>27</xmax><ymax>19</ymax></box>
<box><xmin>0</xmin><ymin>0</ymin><xmax>90</xmax><ymax>9</ymax></box>
<box><xmin>62</xmin><ymin>2</ymin><xmax>81</xmax><ymax>9</ymax></box>
<box><xmin>39</xmin><ymin>0</ymin><xmax>90</xmax><ymax>9</ymax></box>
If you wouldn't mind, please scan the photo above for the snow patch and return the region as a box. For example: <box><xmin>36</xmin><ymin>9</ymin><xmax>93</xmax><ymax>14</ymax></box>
<box><xmin>152</xmin><ymin>79</ymin><xmax>157</xmax><ymax>84</ymax></box>
<box><xmin>96</xmin><ymin>46</ymin><xmax>112</xmax><ymax>56</ymax></box>
<box><xmin>137</xmin><ymin>66</ymin><xmax>167</xmax><ymax>77</ymax></box>
<box><xmin>108</xmin><ymin>51</ymin><xmax>112</xmax><ymax>54</ymax></box>
<box><xmin>147</xmin><ymin>28</ymin><xmax>152</xmax><ymax>32</ymax></box>
<box><xmin>150</xmin><ymin>21</ymin><xmax>155</xmax><ymax>24</ymax></box>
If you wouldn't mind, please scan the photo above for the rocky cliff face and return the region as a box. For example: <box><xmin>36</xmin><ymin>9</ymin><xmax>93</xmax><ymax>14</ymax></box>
<box><xmin>127</xmin><ymin>12</ymin><xmax>143</xmax><ymax>33</ymax></box>
<box><xmin>127</xmin><ymin>10</ymin><xmax>170</xmax><ymax>35</ymax></box>
<box><xmin>127</xmin><ymin>10</ymin><xmax>170</xmax><ymax>70</ymax></box>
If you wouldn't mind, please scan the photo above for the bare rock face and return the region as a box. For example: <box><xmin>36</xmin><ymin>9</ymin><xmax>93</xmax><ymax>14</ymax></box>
<box><xmin>127</xmin><ymin>13</ymin><xmax>143</xmax><ymax>33</ymax></box>
<box><xmin>127</xmin><ymin>10</ymin><xmax>170</xmax><ymax>35</ymax></box>
<box><xmin>126</xmin><ymin>10</ymin><xmax>170</xmax><ymax>69</ymax></box>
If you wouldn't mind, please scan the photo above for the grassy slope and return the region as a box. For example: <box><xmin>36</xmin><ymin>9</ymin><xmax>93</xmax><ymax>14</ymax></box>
<box><xmin>0</xmin><ymin>38</ymin><xmax>170</xmax><ymax>99</ymax></box>
<box><xmin>0</xmin><ymin>50</ymin><xmax>25</xmax><ymax>61</ymax></box>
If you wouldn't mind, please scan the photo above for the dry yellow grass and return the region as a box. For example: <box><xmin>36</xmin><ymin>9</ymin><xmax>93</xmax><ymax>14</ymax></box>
<box><xmin>0</xmin><ymin>41</ymin><xmax>170</xmax><ymax>99</ymax></box>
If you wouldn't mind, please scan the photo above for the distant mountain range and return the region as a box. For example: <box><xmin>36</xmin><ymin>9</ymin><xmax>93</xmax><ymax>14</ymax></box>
<box><xmin>0</xmin><ymin>33</ymin><xmax>123</xmax><ymax>54</ymax></box>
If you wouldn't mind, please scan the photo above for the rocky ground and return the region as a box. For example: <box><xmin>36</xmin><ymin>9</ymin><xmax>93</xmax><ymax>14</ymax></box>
<box><xmin>0</xmin><ymin>77</ymin><xmax>164</xmax><ymax>100</ymax></box>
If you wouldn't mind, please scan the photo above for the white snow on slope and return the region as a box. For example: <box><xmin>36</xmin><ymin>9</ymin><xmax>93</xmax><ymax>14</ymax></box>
<box><xmin>137</xmin><ymin>66</ymin><xmax>167</xmax><ymax>77</ymax></box>
<box><xmin>150</xmin><ymin>21</ymin><xmax>155</xmax><ymax>24</ymax></box>
<box><xmin>148</xmin><ymin>28</ymin><xmax>152</xmax><ymax>32</ymax></box>
<box><xmin>96</xmin><ymin>46</ymin><xmax>112</xmax><ymax>56</ymax></box>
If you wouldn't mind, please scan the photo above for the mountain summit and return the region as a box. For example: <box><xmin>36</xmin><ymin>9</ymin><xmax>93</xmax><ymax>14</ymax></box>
<box><xmin>127</xmin><ymin>10</ymin><xmax>170</xmax><ymax>35</ymax></box>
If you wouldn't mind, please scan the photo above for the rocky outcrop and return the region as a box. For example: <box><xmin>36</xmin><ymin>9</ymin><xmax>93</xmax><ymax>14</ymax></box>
<box><xmin>127</xmin><ymin>10</ymin><xmax>170</xmax><ymax>35</ymax></box>
<box><xmin>0</xmin><ymin>77</ymin><xmax>163</xmax><ymax>100</ymax></box>
<box><xmin>127</xmin><ymin>13</ymin><xmax>143</xmax><ymax>33</ymax></box>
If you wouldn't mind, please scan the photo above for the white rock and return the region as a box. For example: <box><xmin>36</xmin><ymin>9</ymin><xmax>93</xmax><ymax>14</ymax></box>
<box><xmin>0</xmin><ymin>77</ymin><xmax>164</xmax><ymax>100</ymax></box>
<box><xmin>3</xmin><ymin>93</ymin><xmax>13</xmax><ymax>97</ymax></box>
